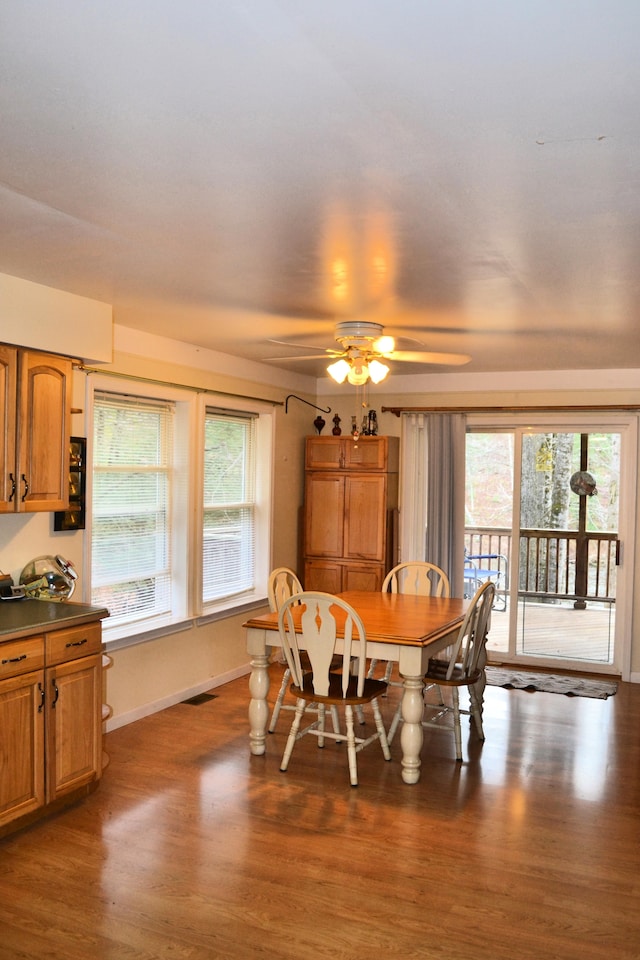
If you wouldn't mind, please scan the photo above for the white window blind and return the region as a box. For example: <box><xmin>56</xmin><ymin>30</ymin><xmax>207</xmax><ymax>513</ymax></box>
<box><xmin>92</xmin><ymin>391</ymin><xmax>174</xmax><ymax>628</ymax></box>
<box><xmin>203</xmin><ymin>408</ymin><xmax>256</xmax><ymax>604</ymax></box>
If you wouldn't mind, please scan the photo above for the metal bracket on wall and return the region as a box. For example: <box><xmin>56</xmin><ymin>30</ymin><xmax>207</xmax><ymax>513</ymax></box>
<box><xmin>285</xmin><ymin>395</ymin><xmax>331</xmax><ymax>415</ymax></box>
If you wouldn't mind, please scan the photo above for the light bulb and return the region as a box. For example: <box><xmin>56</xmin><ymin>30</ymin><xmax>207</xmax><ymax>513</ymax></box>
<box><xmin>347</xmin><ymin>359</ymin><xmax>369</xmax><ymax>385</ymax></box>
<box><xmin>374</xmin><ymin>335</ymin><xmax>395</xmax><ymax>354</ymax></box>
<box><xmin>368</xmin><ymin>359</ymin><xmax>390</xmax><ymax>383</ymax></box>
<box><xmin>327</xmin><ymin>358</ymin><xmax>350</xmax><ymax>383</ymax></box>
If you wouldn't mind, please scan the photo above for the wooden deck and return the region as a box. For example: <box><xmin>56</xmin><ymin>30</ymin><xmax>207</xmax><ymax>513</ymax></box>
<box><xmin>486</xmin><ymin>599</ymin><xmax>615</xmax><ymax>667</ymax></box>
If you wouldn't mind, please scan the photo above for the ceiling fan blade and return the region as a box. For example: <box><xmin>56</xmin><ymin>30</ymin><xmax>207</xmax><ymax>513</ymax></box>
<box><xmin>266</xmin><ymin>338</ymin><xmax>333</xmax><ymax>352</ymax></box>
<box><xmin>390</xmin><ymin>350</ymin><xmax>472</xmax><ymax>366</ymax></box>
<box><xmin>264</xmin><ymin>352</ymin><xmax>344</xmax><ymax>362</ymax></box>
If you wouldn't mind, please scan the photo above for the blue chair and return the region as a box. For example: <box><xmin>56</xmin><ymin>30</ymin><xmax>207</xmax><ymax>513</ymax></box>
<box><xmin>464</xmin><ymin>549</ymin><xmax>508</xmax><ymax>610</ymax></box>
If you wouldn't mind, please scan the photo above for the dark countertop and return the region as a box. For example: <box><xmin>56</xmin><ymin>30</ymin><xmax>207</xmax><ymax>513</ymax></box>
<box><xmin>0</xmin><ymin>598</ymin><xmax>109</xmax><ymax>642</ymax></box>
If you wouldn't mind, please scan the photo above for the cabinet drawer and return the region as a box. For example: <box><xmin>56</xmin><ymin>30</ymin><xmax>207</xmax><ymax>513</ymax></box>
<box><xmin>0</xmin><ymin>636</ymin><xmax>45</xmax><ymax>679</ymax></box>
<box><xmin>46</xmin><ymin>622</ymin><xmax>102</xmax><ymax>666</ymax></box>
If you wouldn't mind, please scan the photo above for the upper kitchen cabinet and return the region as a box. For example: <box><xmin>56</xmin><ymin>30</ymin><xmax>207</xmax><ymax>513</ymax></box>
<box><xmin>0</xmin><ymin>344</ymin><xmax>72</xmax><ymax>513</ymax></box>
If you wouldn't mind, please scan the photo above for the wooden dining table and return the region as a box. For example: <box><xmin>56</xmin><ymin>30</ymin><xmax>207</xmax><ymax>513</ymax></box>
<box><xmin>243</xmin><ymin>590</ymin><xmax>468</xmax><ymax>784</ymax></box>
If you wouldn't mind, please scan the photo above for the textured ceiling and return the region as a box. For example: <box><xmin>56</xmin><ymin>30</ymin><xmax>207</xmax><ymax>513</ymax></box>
<box><xmin>1</xmin><ymin>1</ymin><xmax>639</xmax><ymax>378</ymax></box>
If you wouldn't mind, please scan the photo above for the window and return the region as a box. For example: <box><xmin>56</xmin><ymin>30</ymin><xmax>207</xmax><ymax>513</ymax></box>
<box><xmin>203</xmin><ymin>408</ymin><xmax>257</xmax><ymax>604</ymax></box>
<box><xmin>91</xmin><ymin>391</ymin><xmax>175</xmax><ymax>630</ymax></box>
<box><xmin>88</xmin><ymin>378</ymin><xmax>274</xmax><ymax>644</ymax></box>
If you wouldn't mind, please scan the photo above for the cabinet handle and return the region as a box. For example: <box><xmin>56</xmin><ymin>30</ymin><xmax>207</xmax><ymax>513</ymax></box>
<box><xmin>21</xmin><ymin>474</ymin><xmax>29</xmax><ymax>501</ymax></box>
<box><xmin>1</xmin><ymin>653</ymin><xmax>27</xmax><ymax>665</ymax></box>
<box><xmin>38</xmin><ymin>682</ymin><xmax>45</xmax><ymax>712</ymax></box>
<box><xmin>51</xmin><ymin>678</ymin><xmax>59</xmax><ymax>708</ymax></box>
<box><xmin>65</xmin><ymin>638</ymin><xmax>87</xmax><ymax>648</ymax></box>
<box><xmin>8</xmin><ymin>473</ymin><xmax>16</xmax><ymax>502</ymax></box>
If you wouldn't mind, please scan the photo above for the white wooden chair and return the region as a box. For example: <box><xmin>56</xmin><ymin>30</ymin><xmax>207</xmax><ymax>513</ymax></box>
<box><xmin>267</xmin><ymin>568</ymin><xmax>305</xmax><ymax>733</ymax></box>
<box><xmin>277</xmin><ymin>592</ymin><xmax>391</xmax><ymax>787</ymax></box>
<box><xmin>267</xmin><ymin>568</ymin><xmax>342</xmax><ymax>734</ymax></box>
<box><xmin>387</xmin><ymin>580</ymin><xmax>496</xmax><ymax>759</ymax></box>
<box><xmin>267</xmin><ymin>566</ymin><xmax>304</xmax><ymax>617</ymax></box>
<box><xmin>368</xmin><ymin>561</ymin><xmax>451</xmax><ymax>684</ymax></box>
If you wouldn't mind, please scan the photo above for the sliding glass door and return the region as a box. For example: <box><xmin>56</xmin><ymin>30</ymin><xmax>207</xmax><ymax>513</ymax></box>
<box><xmin>465</xmin><ymin>413</ymin><xmax>636</xmax><ymax>676</ymax></box>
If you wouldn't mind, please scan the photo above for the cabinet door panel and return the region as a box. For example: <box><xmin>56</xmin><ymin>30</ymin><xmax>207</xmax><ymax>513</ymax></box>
<box><xmin>0</xmin><ymin>670</ymin><xmax>45</xmax><ymax>826</ymax></box>
<box><xmin>304</xmin><ymin>474</ymin><xmax>345</xmax><ymax>557</ymax></box>
<box><xmin>343</xmin><ymin>439</ymin><xmax>388</xmax><ymax>471</ymax></box>
<box><xmin>344</xmin><ymin>475</ymin><xmax>386</xmax><ymax>560</ymax></box>
<box><xmin>47</xmin><ymin>654</ymin><xmax>102</xmax><ymax>802</ymax></box>
<box><xmin>305</xmin><ymin>436</ymin><xmax>343</xmax><ymax>470</ymax></box>
<box><xmin>0</xmin><ymin>345</ymin><xmax>17</xmax><ymax>513</ymax></box>
<box><xmin>343</xmin><ymin>564</ymin><xmax>383</xmax><ymax>592</ymax></box>
<box><xmin>16</xmin><ymin>351</ymin><xmax>71</xmax><ymax>511</ymax></box>
<box><xmin>304</xmin><ymin>560</ymin><xmax>344</xmax><ymax>593</ymax></box>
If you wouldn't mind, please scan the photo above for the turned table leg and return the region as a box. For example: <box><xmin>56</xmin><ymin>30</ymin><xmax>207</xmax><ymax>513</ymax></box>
<box><xmin>249</xmin><ymin>652</ymin><xmax>270</xmax><ymax>756</ymax></box>
<box><xmin>400</xmin><ymin>675</ymin><xmax>424</xmax><ymax>784</ymax></box>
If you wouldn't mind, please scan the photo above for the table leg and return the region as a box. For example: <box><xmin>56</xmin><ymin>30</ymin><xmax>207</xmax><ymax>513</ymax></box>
<box><xmin>400</xmin><ymin>675</ymin><xmax>424</xmax><ymax>784</ymax></box>
<box><xmin>249</xmin><ymin>652</ymin><xmax>270</xmax><ymax>756</ymax></box>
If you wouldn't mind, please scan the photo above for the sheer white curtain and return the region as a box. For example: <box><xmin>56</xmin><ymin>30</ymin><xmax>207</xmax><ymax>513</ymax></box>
<box><xmin>399</xmin><ymin>412</ymin><xmax>466</xmax><ymax>596</ymax></box>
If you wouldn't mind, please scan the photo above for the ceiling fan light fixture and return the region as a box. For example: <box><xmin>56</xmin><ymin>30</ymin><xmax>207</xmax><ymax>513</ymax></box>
<box><xmin>347</xmin><ymin>358</ymin><xmax>369</xmax><ymax>385</ymax></box>
<box><xmin>368</xmin><ymin>358</ymin><xmax>390</xmax><ymax>383</ymax></box>
<box><xmin>327</xmin><ymin>358</ymin><xmax>350</xmax><ymax>383</ymax></box>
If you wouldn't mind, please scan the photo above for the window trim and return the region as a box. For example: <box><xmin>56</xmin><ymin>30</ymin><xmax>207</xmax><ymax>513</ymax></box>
<box><xmin>85</xmin><ymin>375</ymin><xmax>274</xmax><ymax>647</ymax></box>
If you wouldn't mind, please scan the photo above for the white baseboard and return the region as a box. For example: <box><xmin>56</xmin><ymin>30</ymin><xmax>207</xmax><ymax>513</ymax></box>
<box><xmin>629</xmin><ymin>671</ymin><xmax>640</xmax><ymax>684</ymax></box>
<box><xmin>105</xmin><ymin>663</ymin><xmax>251</xmax><ymax>732</ymax></box>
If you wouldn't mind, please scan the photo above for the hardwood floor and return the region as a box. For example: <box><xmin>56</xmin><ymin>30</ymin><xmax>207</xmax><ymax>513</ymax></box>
<box><xmin>1</xmin><ymin>667</ymin><xmax>639</xmax><ymax>960</ymax></box>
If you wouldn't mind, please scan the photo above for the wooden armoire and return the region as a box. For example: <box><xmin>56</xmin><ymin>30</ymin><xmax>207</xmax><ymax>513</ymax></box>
<box><xmin>303</xmin><ymin>434</ymin><xmax>399</xmax><ymax>592</ymax></box>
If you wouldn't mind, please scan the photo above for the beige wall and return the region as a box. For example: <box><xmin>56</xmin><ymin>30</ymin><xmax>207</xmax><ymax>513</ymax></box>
<box><xmin>0</xmin><ymin>272</ymin><xmax>112</xmax><ymax>362</ymax></box>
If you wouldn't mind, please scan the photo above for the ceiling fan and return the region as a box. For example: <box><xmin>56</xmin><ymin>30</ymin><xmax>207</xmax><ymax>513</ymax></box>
<box><xmin>266</xmin><ymin>321</ymin><xmax>471</xmax><ymax>384</ymax></box>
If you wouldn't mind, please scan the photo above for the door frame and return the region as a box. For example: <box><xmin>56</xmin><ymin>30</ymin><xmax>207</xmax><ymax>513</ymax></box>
<box><xmin>466</xmin><ymin>411</ymin><xmax>638</xmax><ymax>679</ymax></box>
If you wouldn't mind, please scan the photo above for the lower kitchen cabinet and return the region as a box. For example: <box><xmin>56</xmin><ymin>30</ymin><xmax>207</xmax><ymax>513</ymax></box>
<box><xmin>0</xmin><ymin>668</ymin><xmax>46</xmax><ymax>826</ymax></box>
<box><xmin>0</xmin><ymin>618</ymin><xmax>104</xmax><ymax>837</ymax></box>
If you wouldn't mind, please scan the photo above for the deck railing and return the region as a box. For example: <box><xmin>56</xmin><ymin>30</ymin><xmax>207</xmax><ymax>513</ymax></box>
<box><xmin>464</xmin><ymin>527</ymin><xmax>618</xmax><ymax>604</ymax></box>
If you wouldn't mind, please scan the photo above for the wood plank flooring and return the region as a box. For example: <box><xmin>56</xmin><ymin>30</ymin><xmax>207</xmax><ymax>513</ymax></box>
<box><xmin>1</xmin><ymin>668</ymin><xmax>639</xmax><ymax>959</ymax></box>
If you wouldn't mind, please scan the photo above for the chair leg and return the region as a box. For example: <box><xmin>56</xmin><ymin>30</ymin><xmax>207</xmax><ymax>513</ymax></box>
<box><xmin>345</xmin><ymin>705</ymin><xmax>358</xmax><ymax>786</ymax></box>
<box><xmin>452</xmin><ymin>687</ymin><xmax>462</xmax><ymax>761</ymax></box>
<box><xmin>367</xmin><ymin>659</ymin><xmax>394</xmax><ymax>687</ymax></box>
<box><xmin>371</xmin><ymin>698</ymin><xmax>392</xmax><ymax>761</ymax></box>
<box><xmin>387</xmin><ymin>701</ymin><xmax>402</xmax><ymax>745</ymax></box>
<box><xmin>318</xmin><ymin>703</ymin><xmax>326</xmax><ymax>748</ymax></box>
<box><xmin>268</xmin><ymin>667</ymin><xmax>291</xmax><ymax>733</ymax></box>
<box><xmin>330</xmin><ymin>705</ymin><xmax>341</xmax><ymax>735</ymax></box>
<box><xmin>469</xmin><ymin>685</ymin><xmax>485</xmax><ymax>740</ymax></box>
<box><xmin>280</xmin><ymin>699</ymin><xmax>305</xmax><ymax>772</ymax></box>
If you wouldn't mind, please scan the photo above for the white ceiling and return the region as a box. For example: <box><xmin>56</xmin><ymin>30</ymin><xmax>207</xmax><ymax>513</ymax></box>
<box><xmin>1</xmin><ymin>1</ymin><xmax>640</xmax><ymax>378</ymax></box>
